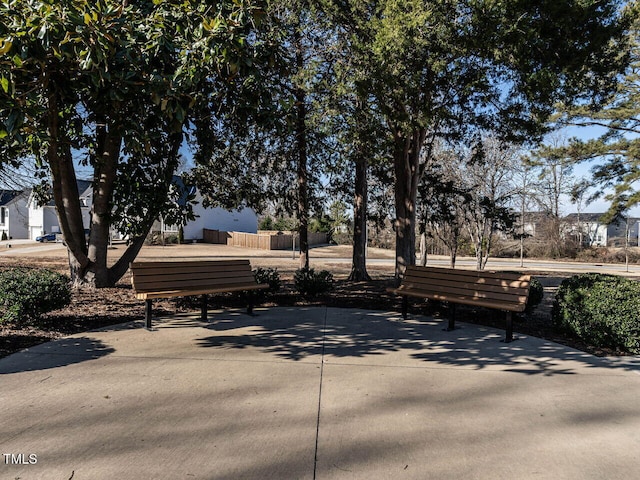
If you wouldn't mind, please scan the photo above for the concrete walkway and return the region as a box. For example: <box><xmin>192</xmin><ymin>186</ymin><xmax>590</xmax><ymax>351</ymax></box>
<box><xmin>1</xmin><ymin>307</ymin><xmax>639</xmax><ymax>479</ymax></box>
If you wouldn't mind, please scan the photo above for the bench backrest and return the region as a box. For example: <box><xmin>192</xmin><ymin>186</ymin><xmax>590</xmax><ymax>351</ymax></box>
<box><xmin>131</xmin><ymin>259</ymin><xmax>258</xmax><ymax>294</ymax></box>
<box><xmin>402</xmin><ymin>265</ymin><xmax>531</xmax><ymax>311</ymax></box>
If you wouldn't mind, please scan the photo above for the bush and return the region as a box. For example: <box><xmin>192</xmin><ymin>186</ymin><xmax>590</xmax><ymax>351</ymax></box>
<box><xmin>526</xmin><ymin>277</ymin><xmax>544</xmax><ymax>311</ymax></box>
<box><xmin>253</xmin><ymin>267</ymin><xmax>281</xmax><ymax>293</ymax></box>
<box><xmin>0</xmin><ymin>268</ymin><xmax>71</xmax><ymax>326</ymax></box>
<box><xmin>552</xmin><ymin>273</ymin><xmax>640</xmax><ymax>353</ymax></box>
<box><xmin>294</xmin><ymin>267</ymin><xmax>333</xmax><ymax>296</ymax></box>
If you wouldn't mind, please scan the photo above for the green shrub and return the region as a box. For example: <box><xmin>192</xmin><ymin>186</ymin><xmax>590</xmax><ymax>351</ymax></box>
<box><xmin>0</xmin><ymin>268</ymin><xmax>71</xmax><ymax>326</ymax></box>
<box><xmin>526</xmin><ymin>277</ymin><xmax>544</xmax><ymax>311</ymax></box>
<box><xmin>552</xmin><ymin>273</ymin><xmax>640</xmax><ymax>353</ymax></box>
<box><xmin>253</xmin><ymin>267</ymin><xmax>281</xmax><ymax>293</ymax></box>
<box><xmin>294</xmin><ymin>267</ymin><xmax>333</xmax><ymax>296</ymax></box>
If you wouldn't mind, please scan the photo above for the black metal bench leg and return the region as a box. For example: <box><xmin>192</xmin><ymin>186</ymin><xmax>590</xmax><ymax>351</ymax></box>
<box><xmin>201</xmin><ymin>294</ymin><xmax>208</xmax><ymax>321</ymax></box>
<box><xmin>504</xmin><ymin>311</ymin><xmax>514</xmax><ymax>343</ymax></box>
<box><xmin>401</xmin><ymin>296</ymin><xmax>408</xmax><ymax>319</ymax></box>
<box><xmin>145</xmin><ymin>299</ymin><xmax>153</xmax><ymax>329</ymax></box>
<box><xmin>445</xmin><ymin>303</ymin><xmax>456</xmax><ymax>331</ymax></box>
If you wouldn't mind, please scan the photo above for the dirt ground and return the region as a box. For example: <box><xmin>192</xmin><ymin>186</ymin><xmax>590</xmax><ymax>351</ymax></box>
<box><xmin>0</xmin><ymin>242</ymin><xmax>634</xmax><ymax>359</ymax></box>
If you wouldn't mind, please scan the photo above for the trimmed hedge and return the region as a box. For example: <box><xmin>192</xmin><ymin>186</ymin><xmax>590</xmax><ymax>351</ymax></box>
<box><xmin>526</xmin><ymin>277</ymin><xmax>544</xmax><ymax>311</ymax></box>
<box><xmin>0</xmin><ymin>268</ymin><xmax>71</xmax><ymax>326</ymax></box>
<box><xmin>252</xmin><ymin>267</ymin><xmax>282</xmax><ymax>294</ymax></box>
<box><xmin>294</xmin><ymin>267</ymin><xmax>333</xmax><ymax>297</ymax></box>
<box><xmin>552</xmin><ymin>273</ymin><xmax>640</xmax><ymax>353</ymax></box>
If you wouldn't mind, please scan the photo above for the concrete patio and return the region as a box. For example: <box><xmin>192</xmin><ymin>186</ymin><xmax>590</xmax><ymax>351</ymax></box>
<box><xmin>1</xmin><ymin>307</ymin><xmax>639</xmax><ymax>479</ymax></box>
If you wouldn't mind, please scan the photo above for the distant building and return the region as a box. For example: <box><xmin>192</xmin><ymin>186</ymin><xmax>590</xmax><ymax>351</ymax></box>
<box><xmin>564</xmin><ymin>213</ymin><xmax>640</xmax><ymax>247</ymax></box>
<box><xmin>26</xmin><ymin>180</ymin><xmax>92</xmax><ymax>240</ymax></box>
<box><xmin>0</xmin><ymin>189</ymin><xmax>30</xmax><ymax>240</ymax></box>
<box><xmin>517</xmin><ymin>212</ymin><xmax>550</xmax><ymax>238</ymax></box>
<box><xmin>14</xmin><ymin>176</ymin><xmax>257</xmax><ymax>243</ymax></box>
<box><xmin>153</xmin><ymin>177</ymin><xmax>258</xmax><ymax>241</ymax></box>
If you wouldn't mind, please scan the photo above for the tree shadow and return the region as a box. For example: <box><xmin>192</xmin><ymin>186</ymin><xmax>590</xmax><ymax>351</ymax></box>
<box><xmin>195</xmin><ymin>307</ymin><xmax>638</xmax><ymax>376</ymax></box>
<box><xmin>0</xmin><ymin>336</ymin><xmax>115</xmax><ymax>374</ymax></box>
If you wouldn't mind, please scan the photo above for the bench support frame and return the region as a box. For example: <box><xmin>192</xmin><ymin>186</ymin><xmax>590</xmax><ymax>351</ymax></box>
<box><xmin>145</xmin><ymin>299</ymin><xmax>153</xmax><ymax>329</ymax></box>
<box><xmin>391</xmin><ymin>266</ymin><xmax>529</xmax><ymax>343</ymax></box>
<box><xmin>143</xmin><ymin>294</ymin><xmax>258</xmax><ymax>328</ymax></box>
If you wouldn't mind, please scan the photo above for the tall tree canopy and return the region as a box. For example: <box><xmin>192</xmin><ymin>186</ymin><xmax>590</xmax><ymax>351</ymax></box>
<box><xmin>322</xmin><ymin>0</ymin><xmax>631</xmax><ymax>279</ymax></box>
<box><xmin>190</xmin><ymin>0</ymin><xmax>339</xmax><ymax>269</ymax></box>
<box><xmin>0</xmin><ymin>0</ymin><xmax>266</xmax><ymax>287</ymax></box>
<box><xmin>552</xmin><ymin>1</ymin><xmax>640</xmax><ymax>218</ymax></box>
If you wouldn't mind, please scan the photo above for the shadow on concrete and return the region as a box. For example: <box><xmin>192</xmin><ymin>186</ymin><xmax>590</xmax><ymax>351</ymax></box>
<box><xmin>196</xmin><ymin>308</ymin><xmax>639</xmax><ymax>376</ymax></box>
<box><xmin>0</xmin><ymin>336</ymin><xmax>115</xmax><ymax>374</ymax></box>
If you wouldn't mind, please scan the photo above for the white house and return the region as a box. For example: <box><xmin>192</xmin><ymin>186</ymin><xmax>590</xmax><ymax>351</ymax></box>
<box><xmin>27</xmin><ymin>180</ymin><xmax>92</xmax><ymax>240</ymax></box>
<box><xmin>0</xmin><ymin>189</ymin><xmax>30</xmax><ymax>240</ymax></box>
<box><xmin>23</xmin><ymin>175</ymin><xmax>256</xmax><ymax>242</ymax></box>
<box><xmin>564</xmin><ymin>213</ymin><xmax>640</xmax><ymax>247</ymax></box>
<box><xmin>156</xmin><ymin>178</ymin><xmax>258</xmax><ymax>240</ymax></box>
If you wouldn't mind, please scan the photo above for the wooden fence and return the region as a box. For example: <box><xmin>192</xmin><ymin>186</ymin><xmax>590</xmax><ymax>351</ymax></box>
<box><xmin>204</xmin><ymin>229</ymin><xmax>327</xmax><ymax>250</ymax></box>
<box><xmin>202</xmin><ymin>229</ymin><xmax>231</xmax><ymax>244</ymax></box>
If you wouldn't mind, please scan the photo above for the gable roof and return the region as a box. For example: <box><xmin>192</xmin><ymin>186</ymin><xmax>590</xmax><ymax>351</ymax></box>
<box><xmin>564</xmin><ymin>213</ymin><xmax>605</xmax><ymax>222</ymax></box>
<box><xmin>0</xmin><ymin>190</ymin><xmax>20</xmax><ymax>206</ymax></box>
<box><xmin>37</xmin><ymin>179</ymin><xmax>92</xmax><ymax>207</ymax></box>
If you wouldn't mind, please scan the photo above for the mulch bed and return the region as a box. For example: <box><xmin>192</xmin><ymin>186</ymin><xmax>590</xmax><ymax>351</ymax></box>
<box><xmin>0</xmin><ymin>263</ymin><xmax>634</xmax><ymax>359</ymax></box>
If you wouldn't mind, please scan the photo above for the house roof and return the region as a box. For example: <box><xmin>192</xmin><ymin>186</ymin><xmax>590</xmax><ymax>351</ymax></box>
<box><xmin>0</xmin><ymin>190</ymin><xmax>20</xmax><ymax>206</ymax></box>
<box><xmin>41</xmin><ymin>179</ymin><xmax>92</xmax><ymax>207</ymax></box>
<box><xmin>564</xmin><ymin>213</ymin><xmax>607</xmax><ymax>222</ymax></box>
<box><xmin>563</xmin><ymin>213</ymin><xmax>632</xmax><ymax>224</ymax></box>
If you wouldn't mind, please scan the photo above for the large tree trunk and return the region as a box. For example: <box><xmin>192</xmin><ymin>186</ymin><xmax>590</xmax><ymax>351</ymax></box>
<box><xmin>348</xmin><ymin>155</ymin><xmax>371</xmax><ymax>281</ymax></box>
<box><xmin>296</xmin><ymin>92</ymin><xmax>309</xmax><ymax>270</ymax></box>
<box><xmin>46</xmin><ymin>76</ymin><xmax>90</xmax><ymax>285</ymax></box>
<box><xmin>419</xmin><ymin>231</ymin><xmax>427</xmax><ymax>266</ymax></box>
<box><xmin>82</xmin><ymin>124</ymin><xmax>121</xmax><ymax>287</ymax></box>
<box><xmin>294</xmin><ymin>32</ymin><xmax>309</xmax><ymax>270</ymax></box>
<box><xmin>393</xmin><ymin>128</ymin><xmax>424</xmax><ymax>283</ymax></box>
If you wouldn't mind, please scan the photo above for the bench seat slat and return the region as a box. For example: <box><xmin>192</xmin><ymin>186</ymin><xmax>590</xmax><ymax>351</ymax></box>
<box><xmin>135</xmin><ymin>283</ymin><xmax>268</xmax><ymax>300</ymax></box>
<box><xmin>406</xmin><ymin>266</ymin><xmax>527</xmax><ymax>282</ymax></box>
<box><xmin>131</xmin><ymin>263</ymin><xmax>251</xmax><ymax>277</ymax></box>
<box><xmin>133</xmin><ymin>274</ymin><xmax>258</xmax><ymax>292</ymax></box>
<box><xmin>402</xmin><ymin>277</ymin><xmax>530</xmax><ymax>296</ymax></box>
<box><xmin>389</xmin><ymin>286</ymin><xmax>527</xmax><ymax>312</ymax></box>
<box><xmin>399</xmin><ymin>282</ymin><xmax>528</xmax><ymax>304</ymax></box>
<box><xmin>131</xmin><ymin>259</ymin><xmax>250</xmax><ymax>269</ymax></box>
<box><xmin>404</xmin><ymin>270</ymin><xmax>529</xmax><ymax>288</ymax></box>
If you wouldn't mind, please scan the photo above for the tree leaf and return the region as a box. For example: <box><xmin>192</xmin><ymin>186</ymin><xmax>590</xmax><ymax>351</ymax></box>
<box><xmin>0</xmin><ymin>39</ymin><xmax>12</xmax><ymax>54</ymax></box>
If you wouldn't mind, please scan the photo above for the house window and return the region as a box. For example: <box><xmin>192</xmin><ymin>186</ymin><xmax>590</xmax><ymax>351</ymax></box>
<box><xmin>0</xmin><ymin>207</ymin><xmax>5</xmax><ymax>225</ymax></box>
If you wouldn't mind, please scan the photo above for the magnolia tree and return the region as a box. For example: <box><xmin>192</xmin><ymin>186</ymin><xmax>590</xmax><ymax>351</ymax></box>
<box><xmin>0</xmin><ymin>0</ymin><xmax>266</xmax><ymax>287</ymax></box>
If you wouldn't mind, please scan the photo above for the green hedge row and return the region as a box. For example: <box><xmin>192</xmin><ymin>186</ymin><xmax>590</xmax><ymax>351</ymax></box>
<box><xmin>552</xmin><ymin>273</ymin><xmax>640</xmax><ymax>353</ymax></box>
<box><xmin>0</xmin><ymin>268</ymin><xmax>71</xmax><ymax>326</ymax></box>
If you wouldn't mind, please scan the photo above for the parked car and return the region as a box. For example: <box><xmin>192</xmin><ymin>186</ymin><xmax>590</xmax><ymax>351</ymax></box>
<box><xmin>35</xmin><ymin>233</ymin><xmax>57</xmax><ymax>242</ymax></box>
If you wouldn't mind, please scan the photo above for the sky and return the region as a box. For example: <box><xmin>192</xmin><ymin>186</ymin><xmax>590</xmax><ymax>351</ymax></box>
<box><xmin>551</xmin><ymin>124</ymin><xmax>640</xmax><ymax>218</ymax></box>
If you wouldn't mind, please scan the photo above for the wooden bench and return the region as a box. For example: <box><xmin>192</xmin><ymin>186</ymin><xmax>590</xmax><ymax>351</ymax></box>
<box><xmin>387</xmin><ymin>266</ymin><xmax>531</xmax><ymax>342</ymax></box>
<box><xmin>130</xmin><ymin>259</ymin><xmax>268</xmax><ymax>328</ymax></box>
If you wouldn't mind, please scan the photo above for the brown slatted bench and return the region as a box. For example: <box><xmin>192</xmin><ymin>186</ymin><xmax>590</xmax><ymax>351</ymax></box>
<box><xmin>130</xmin><ymin>259</ymin><xmax>268</xmax><ymax>328</ymax></box>
<box><xmin>387</xmin><ymin>266</ymin><xmax>531</xmax><ymax>342</ymax></box>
